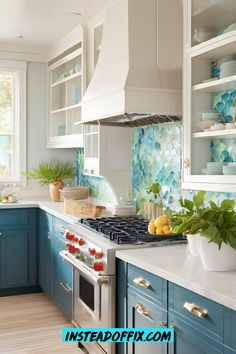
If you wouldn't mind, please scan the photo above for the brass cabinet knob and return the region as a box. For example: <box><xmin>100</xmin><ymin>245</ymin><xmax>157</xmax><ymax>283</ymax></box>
<box><xmin>184</xmin><ymin>159</ymin><xmax>190</xmax><ymax>168</ymax></box>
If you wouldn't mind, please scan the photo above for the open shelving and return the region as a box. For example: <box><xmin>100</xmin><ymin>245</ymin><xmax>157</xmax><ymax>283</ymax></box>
<box><xmin>48</xmin><ymin>43</ymin><xmax>84</xmax><ymax>148</ymax></box>
<box><xmin>182</xmin><ymin>0</ymin><xmax>236</xmax><ymax>192</ymax></box>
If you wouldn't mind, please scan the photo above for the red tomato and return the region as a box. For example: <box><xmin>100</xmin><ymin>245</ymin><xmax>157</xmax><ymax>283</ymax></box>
<box><xmin>95</xmin><ymin>250</ymin><xmax>104</xmax><ymax>258</ymax></box>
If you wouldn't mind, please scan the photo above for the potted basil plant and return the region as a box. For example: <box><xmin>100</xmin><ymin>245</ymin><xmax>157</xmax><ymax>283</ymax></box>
<box><xmin>171</xmin><ymin>191</ymin><xmax>236</xmax><ymax>271</ymax></box>
<box><xmin>199</xmin><ymin>199</ymin><xmax>236</xmax><ymax>271</ymax></box>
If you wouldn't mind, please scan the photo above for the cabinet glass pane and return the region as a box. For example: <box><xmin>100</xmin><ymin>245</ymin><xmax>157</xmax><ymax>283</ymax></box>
<box><xmin>191</xmin><ymin>0</ymin><xmax>236</xmax><ymax>48</ymax></box>
<box><xmin>67</xmin><ymin>107</ymin><xmax>82</xmax><ymax>135</ymax></box>
<box><xmin>52</xmin><ymin>84</ymin><xmax>66</xmax><ymax>111</ymax></box>
<box><xmin>84</xmin><ymin>134</ymin><xmax>98</xmax><ymax>158</ymax></box>
<box><xmin>66</xmin><ymin>76</ymin><xmax>81</xmax><ymax>107</ymax></box>
<box><xmin>51</xmin><ymin>112</ymin><xmax>66</xmax><ymax>137</ymax></box>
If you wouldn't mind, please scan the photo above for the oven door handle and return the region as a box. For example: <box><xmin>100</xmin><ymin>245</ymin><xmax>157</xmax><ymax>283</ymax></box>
<box><xmin>59</xmin><ymin>251</ymin><xmax>108</xmax><ymax>285</ymax></box>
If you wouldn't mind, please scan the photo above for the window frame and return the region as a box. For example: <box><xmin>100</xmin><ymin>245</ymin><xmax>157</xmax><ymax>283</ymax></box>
<box><xmin>0</xmin><ymin>60</ymin><xmax>26</xmax><ymax>186</ymax></box>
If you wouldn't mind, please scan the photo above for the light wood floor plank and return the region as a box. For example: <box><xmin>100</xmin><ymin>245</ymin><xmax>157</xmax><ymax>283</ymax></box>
<box><xmin>0</xmin><ymin>293</ymin><xmax>82</xmax><ymax>354</ymax></box>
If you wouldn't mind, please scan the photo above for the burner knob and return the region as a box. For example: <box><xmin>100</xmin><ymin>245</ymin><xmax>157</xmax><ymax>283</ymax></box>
<box><xmin>68</xmin><ymin>245</ymin><xmax>79</xmax><ymax>254</ymax></box>
<box><xmin>78</xmin><ymin>238</ymin><xmax>85</xmax><ymax>246</ymax></box>
<box><xmin>89</xmin><ymin>248</ymin><xmax>96</xmax><ymax>256</ymax></box>
<box><xmin>95</xmin><ymin>250</ymin><xmax>104</xmax><ymax>258</ymax></box>
<box><xmin>93</xmin><ymin>261</ymin><xmax>104</xmax><ymax>272</ymax></box>
<box><xmin>65</xmin><ymin>232</ymin><xmax>75</xmax><ymax>241</ymax></box>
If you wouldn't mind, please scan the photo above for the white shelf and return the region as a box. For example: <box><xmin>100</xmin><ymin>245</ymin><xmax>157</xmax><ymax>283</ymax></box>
<box><xmin>192</xmin><ymin>0</ymin><xmax>236</xmax><ymax>29</ymax></box>
<box><xmin>51</xmin><ymin>72</ymin><xmax>82</xmax><ymax>88</ymax></box>
<box><xmin>193</xmin><ymin>129</ymin><xmax>236</xmax><ymax>139</ymax></box>
<box><xmin>189</xmin><ymin>30</ymin><xmax>236</xmax><ymax>58</ymax></box>
<box><xmin>193</xmin><ymin>74</ymin><xmax>236</xmax><ymax>92</ymax></box>
<box><xmin>51</xmin><ymin>103</ymin><xmax>82</xmax><ymax>114</ymax></box>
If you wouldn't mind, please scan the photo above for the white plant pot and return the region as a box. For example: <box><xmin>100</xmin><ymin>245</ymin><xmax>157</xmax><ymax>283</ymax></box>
<box><xmin>187</xmin><ymin>234</ymin><xmax>201</xmax><ymax>257</ymax></box>
<box><xmin>199</xmin><ymin>237</ymin><xmax>236</xmax><ymax>271</ymax></box>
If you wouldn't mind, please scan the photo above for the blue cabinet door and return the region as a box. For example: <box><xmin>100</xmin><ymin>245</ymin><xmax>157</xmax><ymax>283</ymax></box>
<box><xmin>127</xmin><ymin>289</ymin><xmax>167</xmax><ymax>354</ymax></box>
<box><xmin>0</xmin><ymin>209</ymin><xmax>37</xmax><ymax>289</ymax></box>
<box><xmin>168</xmin><ymin>315</ymin><xmax>224</xmax><ymax>354</ymax></box>
<box><xmin>38</xmin><ymin>210</ymin><xmax>54</xmax><ymax>297</ymax></box>
<box><xmin>53</xmin><ymin>236</ymin><xmax>72</xmax><ymax>319</ymax></box>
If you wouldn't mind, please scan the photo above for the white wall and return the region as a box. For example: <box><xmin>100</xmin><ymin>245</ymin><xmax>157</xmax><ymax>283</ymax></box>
<box><xmin>25</xmin><ymin>61</ymin><xmax>76</xmax><ymax>196</ymax></box>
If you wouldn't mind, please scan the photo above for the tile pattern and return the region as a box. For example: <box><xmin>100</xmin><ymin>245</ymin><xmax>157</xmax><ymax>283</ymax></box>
<box><xmin>211</xmin><ymin>89</ymin><xmax>236</xmax><ymax>123</ymax></box>
<box><xmin>131</xmin><ymin>123</ymin><xmax>182</xmax><ymax>212</ymax></box>
<box><xmin>76</xmin><ymin>149</ymin><xmax>116</xmax><ymax>204</ymax></box>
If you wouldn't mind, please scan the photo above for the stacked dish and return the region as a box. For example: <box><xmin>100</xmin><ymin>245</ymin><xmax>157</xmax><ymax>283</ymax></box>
<box><xmin>199</xmin><ymin>112</ymin><xmax>221</xmax><ymax>131</ymax></box>
<box><xmin>220</xmin><ymin>60</ymin><xmax>236</xmax><ymax>78</ymax></box>
<box><xmin>194</xmin><ymin>28</ymin><xmax>215</xmax><ymax>43</ymax></box>
<box><xmin>223</xmin><ymin>163</ymin><xmax>236</xmax><ymax>175</ymax></box>
<box><xmin>202</xmin><ymin>162</ymin><xmax>223</xmax><ymax>175</ymax></box>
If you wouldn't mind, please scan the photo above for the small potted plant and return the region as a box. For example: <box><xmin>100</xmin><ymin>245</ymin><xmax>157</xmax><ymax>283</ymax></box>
<box><xmin>171</xmin><ymin>191</ymin><xmax>236</xmax><ymax>271</ymax></box>
<box><xmin>24</xmin><ymin>159</ymin><xmax>75</xmax><ymax>202</ymax></box>
<box><xmin>199</xmin><ymin>199</ymin><xmax>236</xmax><ymax>271</ymax></box>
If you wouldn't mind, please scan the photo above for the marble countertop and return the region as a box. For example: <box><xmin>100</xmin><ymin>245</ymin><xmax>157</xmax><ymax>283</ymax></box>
<box><xmin>116</xmin><ymin>245</ymin><xmax>236</xmax><ymax>311</ymax></box>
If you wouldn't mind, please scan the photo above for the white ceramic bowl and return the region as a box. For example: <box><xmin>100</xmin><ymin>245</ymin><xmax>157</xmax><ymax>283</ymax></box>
<box><xmin>202</xmin><ymin>112</ymin><xmax>220</xmax><ymax>120</ymax></box>
<box><xmin>207</xmin><ymin>162</ymin><xmax>223</xmax><ymax>174</ymax></box>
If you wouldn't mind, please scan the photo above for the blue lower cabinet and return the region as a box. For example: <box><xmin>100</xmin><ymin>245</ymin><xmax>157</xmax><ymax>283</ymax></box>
<box><xmin>0</xmin><ymin>229</ymin><xmax>36</xmax><ymax>288</ymax></box>
<box><xmin>168</xmin><ymin>315</ymin><xmax>224</xmax><ymax>354</ymax></box>
<box><xmin>38</xmin><ymin>210</ymin><xmax>54</xmax><ymax>297</ymax></box>
<box><xmin>127</xmin><ymin>289</ymin><xmax>167</xmax><ymax>354</ymax></box>
<box><xmin>224</xmin><ymin>308</ymin><xmax>236</xmax><ymax>352</ymax></box>
<box><xmin>53</xmin><ymin>237</ymin><xmax>72</xmax><ymax>320</ymax></box>
<box><xmin>0</xmin><ymin>209</ymin><xmax>37</xmax><ymax>290</ymax></box>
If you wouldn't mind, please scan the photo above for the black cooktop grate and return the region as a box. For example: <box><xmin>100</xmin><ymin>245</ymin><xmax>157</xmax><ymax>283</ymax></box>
<box><xmin>80</xmin><ymin>216</ymin><xmax>186</xmax><ymax>245</ymax></box>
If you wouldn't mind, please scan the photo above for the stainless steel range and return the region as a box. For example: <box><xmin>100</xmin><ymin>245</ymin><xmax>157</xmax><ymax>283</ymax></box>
<box><xmin>60</xmin><ymin>216</ymin><xmax>186</xmax><ymax>354</ymax></box>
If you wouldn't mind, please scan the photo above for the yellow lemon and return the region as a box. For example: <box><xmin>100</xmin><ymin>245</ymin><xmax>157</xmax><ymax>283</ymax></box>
<box><xmin>156</xmin><ymin>226</ymin><xmax>164</xmax><ymax>235</ymax></box>
<box><xmin>154</xmin><ymin>215</ymin><xmax>169</xmax><ymax>228</ymax></box>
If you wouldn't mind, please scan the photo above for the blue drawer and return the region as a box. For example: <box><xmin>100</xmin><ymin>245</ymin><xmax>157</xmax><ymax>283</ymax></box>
<box><xmin>0</xmin><ymin>209</ymin><xmax>32</xmax><ymax>228</ymax></box>
<box><xmin>54</xmin><ymin>217</ymin><xmax>69</xmax><ymax>241</ymax></box>
<box><xmin>169</xmin><ymin>282</ymin><xmax>224</xmax><ymax>343</ymax></box>
<box><xmin>127</xmin><ymin>264</ymin><xmax>167</xmax><ymax>308</ymax></box>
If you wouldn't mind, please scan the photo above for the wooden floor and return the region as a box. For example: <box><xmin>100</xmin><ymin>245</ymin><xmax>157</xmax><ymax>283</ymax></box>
<box><xmin>0</xmin><ymin>293</ymin><xmax>83</xmax><ymax>353</ymax></box>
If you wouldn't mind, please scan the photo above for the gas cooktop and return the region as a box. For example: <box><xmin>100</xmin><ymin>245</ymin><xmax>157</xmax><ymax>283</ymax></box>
<box><xmin>80</xmin><ymin>216</ymin><xmax>186</xmax><ymax>245</ymax></box>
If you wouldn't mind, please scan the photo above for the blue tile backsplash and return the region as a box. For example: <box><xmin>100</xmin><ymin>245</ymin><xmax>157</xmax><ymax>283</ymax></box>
<box><xmin>76</xmin><ymin>89</ymin><xmax>236</xmax><ymax>209</ymax></box>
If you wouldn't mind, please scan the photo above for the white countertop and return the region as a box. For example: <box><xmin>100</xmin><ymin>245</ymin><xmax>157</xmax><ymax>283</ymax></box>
<box><xmin>116</xmin><ymin>245</ymin><xmax>236</xmax><ymax>311</ymax></box>
<box><xmin>0</xmin><ymin>199</ymin><xmax>79</xmax><ymax>224</ymax></box>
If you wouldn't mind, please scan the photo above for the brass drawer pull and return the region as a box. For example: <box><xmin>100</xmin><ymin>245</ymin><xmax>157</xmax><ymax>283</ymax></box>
<box><xmin>135</xmin><ymin>304</ymin><xmax>149</xmax><ymax>317</ymax></box>
<box><xmin>160</xmin><ymin>321</ymin><xmax>167</xmax><ymax>328</ymax></box>
<box><xmin>184</xmin><ymin>159</ymin><xmax>190</xmax><ymax>168</ymax></box>
<box><xmin>60</xmin><ymin>282</ymin><xmax>72</xmax><ymax>293</ymax></box>
<box><xmin>183</xmin><ymin>302</ymin><xmax>208</xmax><ymax>318</ymax></box>
<box><xmin>133</xmin><ymin>277</ymin><xmax>150</xmax><ymax>289</ymax></box>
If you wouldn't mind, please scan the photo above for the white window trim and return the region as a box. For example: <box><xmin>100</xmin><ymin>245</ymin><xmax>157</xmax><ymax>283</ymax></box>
<box><xmin>0</xmin><ymin>60</ymin><xmax>26</xmax><ymax>186</ymax></box>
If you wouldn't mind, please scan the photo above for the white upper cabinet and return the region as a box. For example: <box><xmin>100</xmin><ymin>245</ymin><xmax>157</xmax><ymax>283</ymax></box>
<box><xmin>47</xmin><ymin>26</ymin><xmax>85</xmax><ymax>148</ymax></box>
<box><xmin>182</xmin><ymin>0</ymin><xmax>236</xmax><ymax>192</ymax></box>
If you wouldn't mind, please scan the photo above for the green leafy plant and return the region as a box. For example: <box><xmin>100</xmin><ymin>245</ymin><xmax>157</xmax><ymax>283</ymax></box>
<box><xmin>171</xmin><ymin>191</ymin><xmax>208</xmax><ymax>235</ymax></box>
<box><xmin>201</xmin><ymin>199</ymin><xmax>236</xmax><ymax>250</ymax></box>
<box><xmin>24</xmin><ymin>159</ymin><xmax>75</xmax><ymax>185</ymax></box>
<box><xmin>146</xmin><ymin>182</ymin><xmax>161</xmax><ymax>199</ymax></box>
<box><xmin>171</xmin><ymin>191</ymin><xmax>236</xmax><ymax>250</ymax></box>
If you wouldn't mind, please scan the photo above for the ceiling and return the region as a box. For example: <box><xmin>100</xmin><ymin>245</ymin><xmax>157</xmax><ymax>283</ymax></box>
<box><xmin>0</xmin><ymin>0</ymin><xmax>110</xmax><ymax>51</ymax></box>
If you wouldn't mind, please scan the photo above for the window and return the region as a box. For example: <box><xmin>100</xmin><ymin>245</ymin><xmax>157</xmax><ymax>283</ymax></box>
<box><xmin>0</xmin><ymin>60</ymin><xmax>26</xmax><ymax>184</ymax></box>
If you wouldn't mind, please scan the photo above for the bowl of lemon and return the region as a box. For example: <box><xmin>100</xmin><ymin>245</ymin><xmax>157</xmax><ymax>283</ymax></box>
<box><xmin>148</xmin><ymin>215</ymin><xmax>173</xmax><ymax>236</ymax></box>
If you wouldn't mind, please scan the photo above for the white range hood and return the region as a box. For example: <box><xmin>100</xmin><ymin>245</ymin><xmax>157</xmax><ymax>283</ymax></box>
<box><xmin>82</xmin><ymin>0</ymin><xmax>182</xmax><ymax>126</ymax></box>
